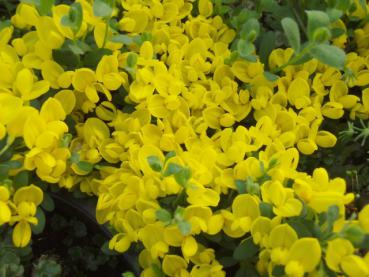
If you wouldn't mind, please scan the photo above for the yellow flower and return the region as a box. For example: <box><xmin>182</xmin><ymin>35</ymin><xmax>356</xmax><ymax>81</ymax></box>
<box><xmin>41</xmin><ymin>60</ymin><xmax>64</xmax><ymax>89</ymax></box>
<box><xmin>261</xmin><ymin>180</ymin><xmax>302</xmax><ymax>217</ymax></box>
<box><xmin>325</xmin><ymin>238</ymin><xmax>354</xmax><ymax>272</ymax></box>
<box><xmin>36</xmin><ymin>16</ymin><xmax>65</xmax><ymax>49</ymax></box>
<box><xmin>268</xmin><ymin>224</ymin><xmax>298</xmax><ymax>265</ymax></box>
<box><xmin>285</xmin><ymin>238</ymin><xmax>321</xmax><ymax>277</ymax></box>
<box><xmin>198</xmin><ymin>0</ymin><xmax>213</xmax><ymax>18</ymax></box>
<box><xmin>222</xmin><ymin>194</ymin><xmax>260</xmax><ymax>238</ymax></box>
<box><xmin>341</xmin><ymin>255</ymin><xmax>369</xmax><ymax>277</ymax></box>
<box><xmin>96</xmin><ymin>54</ymin><xmax>127</xmax><ymax>91</ymax></box>
<box><xmin>251</xmin><ymin>217</ymin><xmax>272</xmax><ymax>247</ymax></box>
<box><xmin>162</xmin><ymin>255</ymin><xmax>188</xmax><ymax>277</ymax></box>
<box><xmin>14</xmin><ymin>68</ymin><xmax>50</xmax><ymax>101</ymax></box>
<box><xmin>287</xmin><ymin>78</ymin><xmax>311</xmax><ymax>109</ymax></box>
<box><xmin>11</xmin><ymin>185</ymin><xmax>43</xmax><ymax>247</ymax></box>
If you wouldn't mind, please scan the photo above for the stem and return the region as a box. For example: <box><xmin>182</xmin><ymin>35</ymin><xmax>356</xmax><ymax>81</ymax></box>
<box><xmin>292</xmin><ymin>0</ymin><xmax>308</xmax><ymax>39</ymax></box>
<box><xmin>172</xmin><ymin>188</ymin><xmax>187</xmax><ymax>208</ymax></box>
<box><xmin>0</xmin><ymin>136</ymin><xmax>14</xmax><ymax>157</ymax></box>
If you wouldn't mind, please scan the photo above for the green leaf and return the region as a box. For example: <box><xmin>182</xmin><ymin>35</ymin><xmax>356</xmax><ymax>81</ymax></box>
<box><xmin>287</xmin><ymin>219</ymin><xmax>313</xmax><ymax>237</ymax></box>
<box><xmin>0</xmin><ymin>20</ymin><xmax>11</xmax><ymax>32</ymax></box>
<box><xmin>83</xmin><ymin>48</ymin><xmax>112</xmax><ymax>68</ymax></box>
<box><xmin>326</xmin><ymin>8</ymin><xmax>343</xmax><ymax>22</ymax></box>
<box><xmin>326</xmin><ymin>205</ymin><xmax>339</xmax><ymax>224</ymax></box>
<box><xmin>53</xmin><ymin>48</ymin><xmax>80</xmax><ymax>68</ymax></box>
<box><xmin>147</xmin><ymin>156</ymin><xmax>163</xmax><ymax>172</ymax></box>
<box><xmin>174</xmin><ymin>168</ymin><xmax>191</xmax><ymax>187</ymax></box>
<box><xmin>41</xmin><ymin>192</ymin><xmax>55</xmax><ymax>212</ymax></box>
<box><xmin>165</xmin><ymin>151</ymin><xmax>176</xmax><ymax>160</ymax></box>
<box><xmin>151</xmin><ymin>264</ymin><xmax>165</xmax><ymax>277</ymax></box>
<box><xmin>110</xmin><ymin>34</ymin><xmax>134</xmax><ymax>44</ymax></box>
<box><xmin>235</xmin><ymin>180</ymin><xmax>246</xmax><ymax>194</ymax></box>
<box><xmin>163</xmin><ymin>163</ymin><xmax>182</xmax><ymax>177</ymax></box>
<box><xmin>60</xmin><ymin>2</ymin><xmax>83</xmax><ymax>34</ymax></box>
<box><xmin>126</xmin><ymin>52</ymin><xmax>138</xmax><ymax>68</ymax></box>
<box><xmin>156</xmin><ymin>209</ymin><xmax>172</xmax><ymax>223</ymax></box>
<box><xmin>6</xmin><ymin>160</ymin><xmax>22</xmax><ymax>169</ymax></box>
<box><xmin>0</xmin><ymin>164</ymin><xmax>10</xmax><ymax>180</ymax></box>
<box><xmin>259</xmin><ymin>202</ymin><xmax>274</xmax><ymax>218</ymax></box>
<box><xmin>309</xmin><ymin>44</ymin><xmax>346</xmax><ymax>69</ymax></box>
<box><xmin>306</xmin><ymin>10</ymin><xmax>330</xmax><ymax>40</ymax></box>
<box><xmin>258</xmin><ymin>31</ymin><xmax>276</xmax><ymax>66</ymax></box>
<box><xmin>312</xmin><ymin>27</ymin><xmax>332</xmax><ymax>43</ymax></box>
<box><xmin>31</xmin><ymin>208</ymin><xmax>46</xmax><ymax>235</ymax></box>
<box><xmin>281</xmin><ymin>17</ymin><xmax>300</xmax><ymax>52</ymax></box>
<box><xmin>38</xmin><ymin>0</ymin><xmax>55</xmax><ymax>16</ymax></box>
<box><xmin>237</xmin><ymin>39</ymin><xmax>255</xmax><ymax>59</ymax></box>
<box><xmin>272</xmin><ymin>265</ymin><xmax>285</xmax><ymax>276</ymax></box>
<box><xmin>218</xmin><ymin>256</ymin><xmax>238</xmax><ymax>268</ymax></box>
<box><xmin>331</xmin><ymin>27</ymin><xmax>345</xmax><ymax>38</ymax></box>
<box><xmin>343</xmin><ymin>225</ymin><xmax>366</xmax><ymax>247</ymax></box>
<box><xmin>240</xmin><ymin>18</ymin><xmax>260</xmax><ymax>42</ymax></box>
<box><xmin>233</xmin><ymin>237</ymin><xmax>259</xmax><ymax>260</ymax></box>
<box><xmin>93</xmin><ymin>0</ymin><xmax>114</xmax><ymax>18</ymax></box>
<box><xmin>177</xmin><ymin>220</ymin><xmax>191</xmax><ymax>236</ymax></box>
<box><xmin>77</xmin><ymin>161</ymin><xmax>94</xmax><ymax>173</ymax></box>
<box><xmin>70</xmin><ymin>152</ymin><xmax>80</xmax><ymax>163</ymax></box>
<box><xmin>13</xmin><ymin>171</ymin><xmax>29</xmax><ymax>189</ymax></box>
<box><xmin>264</xmin><ymin>71</ymin><xmax>279</xmax><ymax>81</ymax></box>
<box><xmin>224</xmin><ymin>51</ymin><xmax>239</xmax><ymax>65</ymax></box>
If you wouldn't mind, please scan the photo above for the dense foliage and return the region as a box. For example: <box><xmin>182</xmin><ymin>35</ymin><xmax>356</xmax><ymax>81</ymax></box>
<box><xmin>1</xmin><ymin>0</ymin><xmax>369</xmax><ymax>276</ymax></box>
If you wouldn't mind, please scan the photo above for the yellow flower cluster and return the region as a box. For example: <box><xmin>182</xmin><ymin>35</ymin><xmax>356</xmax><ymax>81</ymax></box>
<box><xmin>0</xmin><ymin>0</ymin><xmax>369</xmax><ymax>276</ymax></box>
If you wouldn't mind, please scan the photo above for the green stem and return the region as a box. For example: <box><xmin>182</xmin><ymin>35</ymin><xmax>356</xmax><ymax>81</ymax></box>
<box><xmin>292</xmin><ymin>0</ymin><xmax>308</xmax><ymax>39</ymax></box>
<box><xmin>172</xmin><ymin>189</ymin><xmax>187</xmax><ymax>208</ymax></box>
<box><xmin>0</xmin><ymin>136</ymin><xmax>14</xmax><ymax>157</ymax></box>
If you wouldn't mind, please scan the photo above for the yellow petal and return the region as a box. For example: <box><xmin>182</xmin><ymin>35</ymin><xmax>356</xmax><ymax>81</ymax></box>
<box><xmin>14</xmin><ymin>184</ymin><xmax>43</xmax><ymax>206</ymax></box>
<box><xmin>41</xmin><ymin>60</ymin><xmax>64</xmax><ymax>89</ymax></box>
<box><xmin>54</xmin><ymin>90</ymin><xmax>76</xmax><ymax>114</ymax></box>
<box><xmin>23</xmin><ymin>114</ymin><xmax>47</xmax><ymax>148</ymax></box>
<box><xmin>315</xmin><ymin>131</ymin><xmax>337</xmax><ymax>148</ymax></box>
<box><xmin>12</xmin><ymin>221</ymin><xmax>32</xmax><ymax>247</ymax></box>
<box><xmin>36</xmin><ymin>16</ymin><xmax>64</xmax><ymax>49</ymax></box>
<box><xmin>207</xmin><ymin>214</ymin><xmax>224</xmax><ymax>235</ymax></box>
<box><xmin>297</xmin><ymin>138</ymin><xmax>318</xmax><ymax>155</ymax></box>
<box><xmin>359</xmin><ymin>205</ymin><xmax>369</xmax><ymax>232</ymax></box>
<box><xmin>232</xmin><ymin>194</ymin><xmax>260</xmax><ymax>219</ymax></box>
<box><xmin>72</xmin><ymin>68</ymin><xmax>96</xmax><ymax>92</ymax></box>
<box><xmin>15</xmin><ymin>68</ymin><xmax>33</xmax><ymax>97</ymax></box>
<box><xmin>162</xmin><ymin>255</ymin><xmax>188</xmax><ymax>276</ymax></box>
<box><xmin>326</xmin><ymin>238</ymin><xmax>354</xmax><ymax>272</ymax></box>
<box><xmin>341</xmin><ymin>255</ymin><xmax>369</xmax><ymax>277</ymax></box>
<box><xmin>140</xmin><ymin>41</ymin><xmax>154</xmax><ymax>60</ymax></box>
<box><xmin>198</xmin><ymin>0</ymin><xmax>213</xmax><ymax>17</ymax></box>
<box><xmin>0</xmin><ymin>202</ymin><xmax>11</xmax><ymax>225</ymax></box>
<box><xmin>287</xmin><ymin>238</ymin><xmax>321</xmax><ymax>272</ymax></box>
<box><xmin>0</xmin><ymin>186</ymin><xmax>10</xmax><ymax>202</ymax></box>
<box><xmin>269</xmin><ymin>224</ymin><xmax>298</xmax><ymax>249</ymax></box>
<box><xmin>182</xmin><ymin>236</ymin><xmax>198</xmax><ymax>257</ymax></box>
<box><xmin>148</xmin><ymin>94</ymin><xmax>169</xmax><ymax>118</ymax></box>
<box><xmin>40</xmin><ymin>98</ymin><xmax>66</xmax><ymax>122</ymax></box>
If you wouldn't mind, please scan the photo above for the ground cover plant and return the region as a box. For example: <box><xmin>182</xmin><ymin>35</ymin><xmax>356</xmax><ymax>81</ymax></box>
<box><xmin>1</xmin><ymin>0</ymin><xmax>369</xmax><ymax>276</ymax></box>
